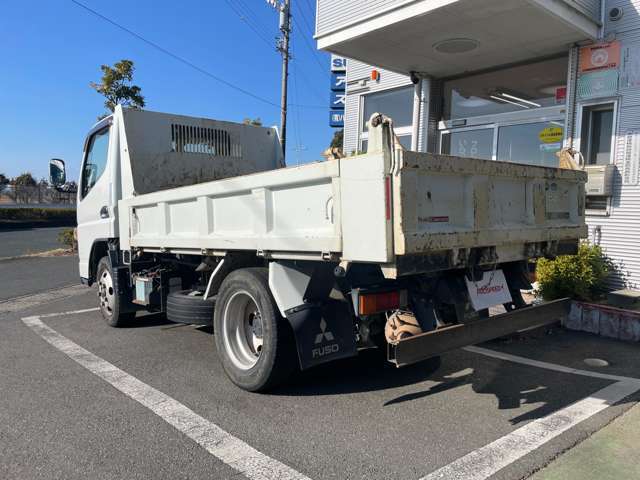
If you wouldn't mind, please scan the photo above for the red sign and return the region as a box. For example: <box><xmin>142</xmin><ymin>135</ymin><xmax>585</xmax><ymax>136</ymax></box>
<box><xmin>555</xmin><ymin>86</ymin><xmax>567</xmax><ymax>103</ymax></box>
<box><xmin>579</xmin><ymin>42</ymin><xmax>621</xmax><ymax>73</ymax></box>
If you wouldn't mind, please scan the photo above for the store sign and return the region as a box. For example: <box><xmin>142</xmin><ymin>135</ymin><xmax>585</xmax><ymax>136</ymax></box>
<box><xmin>330</xmin><ymin>92</ymin><xmax>346</xmax><ymax>110</ymax></box>
<box><xmin>331</xmin><ymin>72</ymin><xmax>346</xmax><ymax>92</ymax></box>
<box><xmin>538</xmin><ymin>126</ymin><xmax>563</xmax><ymax>144</ymax></box>
<box><xmin>577</xmin><ymin>70</ymin><xmax>619</xmax><ymax>99</ymax></box>
<box><xmin>329</xmin><ymin>56</ymin><xmax>346</xmax><ymax>127</ymax></box>
<box><xmin>330</xmin><ymin>111</ymin><xmax>344</xmax><ymax>128</ymax></box>
<box><xmin>555</xmin><ymin>86</ymin><xmax>567</xmax><ymax>103</ymax></box>
<box><xmin>579</xmin><ymin>41</ymin><xmax>621</xmax><ymax>73</ymax></box>
<box><xmin>331</xmin><ymin>55</ymin><xmax>347</xmax><ymax>72</ymax></box>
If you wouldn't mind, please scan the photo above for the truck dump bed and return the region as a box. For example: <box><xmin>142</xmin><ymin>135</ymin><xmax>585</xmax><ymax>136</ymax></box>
<box><xmin>119</xmin><ymin>117</ymin><xmax>586</xmax><ymax>277</ymax></box>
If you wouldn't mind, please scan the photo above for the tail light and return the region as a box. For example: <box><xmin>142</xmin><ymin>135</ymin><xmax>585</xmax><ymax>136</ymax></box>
<box><xmin>358</xmin><ymin>290</ymin><xmax>405</xmax><ymax>315</ymax></box>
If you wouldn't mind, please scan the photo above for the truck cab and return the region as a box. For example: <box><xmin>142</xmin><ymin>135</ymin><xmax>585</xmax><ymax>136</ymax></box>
<box><xmin>60</xmin><ymin>107</ymin><xmax>284</xmax><ymax>284</ymax></box>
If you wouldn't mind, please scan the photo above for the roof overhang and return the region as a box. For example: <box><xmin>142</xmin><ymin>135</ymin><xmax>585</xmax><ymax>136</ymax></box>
<box><xmin>316</xmin><ymin>0</ymin><xmax>600</xmax><ymax>77</ymax></box>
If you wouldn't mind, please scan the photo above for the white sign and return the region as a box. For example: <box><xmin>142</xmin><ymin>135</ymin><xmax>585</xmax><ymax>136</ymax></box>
<box><xmin>622</xmin><ymin>131</ymin><xmax>640</xmax><ymax>185</ymax></box>
<box><xmin>465</xmin><ymin>270</ymin><xmax>512</xmax><ymax>311</ymax></box>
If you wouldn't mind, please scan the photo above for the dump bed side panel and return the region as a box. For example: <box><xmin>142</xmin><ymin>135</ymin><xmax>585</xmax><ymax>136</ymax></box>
<box><xmin>119</xmin><ymin>160</ymin><xmax>342</xmax><ymax>255</ymax></box>
<box><xmin>394</xmin><ymin>152</ymin><xmax>587</xmax><ymax>256</ymax></box>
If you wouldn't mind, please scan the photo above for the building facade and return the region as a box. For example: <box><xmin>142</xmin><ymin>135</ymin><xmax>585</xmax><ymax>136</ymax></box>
<box><xmin>316</xmin><ymin>0</ymin><xmax>640</xmax><ymax>288</ymax></box>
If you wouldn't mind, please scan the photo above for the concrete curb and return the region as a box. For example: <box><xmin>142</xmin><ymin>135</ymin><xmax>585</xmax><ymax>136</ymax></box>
<box><xmin>564</xmin><ymin>301</ymin><xmax>640</xmax><ymax>342</ymax></box>
<box><xmin>0</xmin><ymin>249</ymin><xmax>74</xmax><ymax>262</ymax></box>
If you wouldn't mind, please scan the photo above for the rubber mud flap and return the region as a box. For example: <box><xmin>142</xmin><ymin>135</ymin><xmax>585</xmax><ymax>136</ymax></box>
<box><xmin>286</xmin><ymin>299</ymin><xmax>357</xmax><ymax>370</ymax></box>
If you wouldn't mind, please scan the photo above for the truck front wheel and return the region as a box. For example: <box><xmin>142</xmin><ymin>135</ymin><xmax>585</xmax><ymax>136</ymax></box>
<box><xmin>214</xmin><ymin>268</ymin><xmax>296</xmax><ymax>392</ymax></box>
<box><xmin>96</xmin><ymin>257</ymin><xmax>136</xmax><ymax>327</ymax></box>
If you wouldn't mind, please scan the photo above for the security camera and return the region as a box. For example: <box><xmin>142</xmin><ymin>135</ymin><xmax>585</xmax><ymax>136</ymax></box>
<box><xmin>409</xmin><ymin>71</ymin><xmax>420</xmax><ymax>85</ymax></box>
<box><xmin>609</xmin><ymin>7</ymin><xmax>623</xmax><ymax>21</ymax></box>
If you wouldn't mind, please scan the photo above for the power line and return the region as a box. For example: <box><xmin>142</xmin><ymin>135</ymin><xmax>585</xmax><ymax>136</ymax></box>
<box><xmin>224</xmin><ymin>0</ymin><xmax>274</xmax><ymax>50</ymax></box>
<box><xmin>290</xmin><ymin>37</ymin><xmax>306</xmax><ymax>165</ymax></box>
<box><xmin>235</xmin><ymin>0</ymin><xmax>275</xmax><ymax>40</ymax></box>
<box><xmin>291</xmin><ymin>9</ymin><xmax>327</xmax><ymax>76</ymax></box>
<box><xmin>302</xmin><ymin>0</ymin><xmax>316</xmax><ymax>22</ymax></box>
<box><xmin>72</xmin><ymin>0</ymin><xmax>280</xmax><ymax>108</ymax></box>
<box><xmin>294</xmin><ymin>0</ymin><xmax>316</xmax><ymax>41</ymax></box>
<box><xmin>70</xmin><ymin>0</ymin><xmax>324</xmax><ymax>110</ymax></box>
<box><xmin>289</xmin><ymin>35</ymin><xmax>325</xmax><ymax>104</ymax></box>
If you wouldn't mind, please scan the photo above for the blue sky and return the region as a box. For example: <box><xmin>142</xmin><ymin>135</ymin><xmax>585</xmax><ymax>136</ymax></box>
<box><xmin>0</xmin><ymin>0</ymin><xmax>332</xmax><ymax>182</ymax></box>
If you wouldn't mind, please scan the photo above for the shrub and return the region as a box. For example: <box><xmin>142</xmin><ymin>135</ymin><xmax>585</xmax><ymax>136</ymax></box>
<box><xmin>58</xmin><ymin>228</ymin><xmax>77</xmax><ymax>251</ymax></box>
<box><xmin>536</xmin><ymin>243</ymin><xmax>612</xmax><ymax>301</ymax></box>
<box><xmin>0</xmin><ymin>207</ymin><xmax>76</xmax><ymax>222</ymax></box>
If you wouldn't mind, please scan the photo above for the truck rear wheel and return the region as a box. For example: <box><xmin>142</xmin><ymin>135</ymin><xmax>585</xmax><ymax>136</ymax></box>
<box><xmin>97</xmin><ymin>256</ymin><xmax>136</xmax><ymax>327</ymax></box>
<box><xmin>214</xmin><ymin>268</ymin><xmax>296</xmax><ymax>392</ymax></box>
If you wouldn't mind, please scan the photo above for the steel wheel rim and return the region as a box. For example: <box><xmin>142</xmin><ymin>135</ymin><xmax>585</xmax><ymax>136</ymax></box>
<box><xmin>222</xmin><ymin>290</ymin><xmax>264</xmax><ymax>370</ymax></box>
<box><xmin>98</xmin><ymin>268</ymin><xmax>115</xmax><ymax>317</ymax></box>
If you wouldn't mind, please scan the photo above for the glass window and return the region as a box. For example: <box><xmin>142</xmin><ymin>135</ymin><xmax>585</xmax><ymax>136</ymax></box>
<box><xmin>360</xmin><ymin>135</ymin><xmax>412</xmax><ymax>153</ymax></box>
<box><xmin>81</xmin><ymin>127</ymin><xmax>110</xmax><ymax>198</ymax></box>
<box><xmin>497</xmin><ymin>122</ymin><xmax>563</xmax><ymax>167</ymax></box>
<box><xmin>581</xmin><ymin>105</ymin><xmax>614</xmax><ymax>165</ymax></box>
<box><xmin>362</xmin><ymin>86</ymin><xmax>413</xmax><ymax>131</ymax></box>
<box><xmin>444</xmin><ymin>57</ymin><xmax>568</xmax><ymax>120</ymax></box>
<box><xmin>441</xmin><ymin>129</ymin><xmax>493</xmax><ymax>160</ymax></box>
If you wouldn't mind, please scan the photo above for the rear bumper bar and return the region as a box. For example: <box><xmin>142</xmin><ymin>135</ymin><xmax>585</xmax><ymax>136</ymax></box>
<box><xmin>388</xmin><ymin>298</ymin><xmax>570</xmax><ymax>367</ymax></box>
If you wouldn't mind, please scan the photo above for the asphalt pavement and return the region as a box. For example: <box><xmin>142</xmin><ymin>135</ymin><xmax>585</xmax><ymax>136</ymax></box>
<box><xmin>0</xmin><ymin>255</ymin><xmax>78</xmax><ymax>300</ymax></box>
<box><xmin>0</xmin><ymin>226</ymin><xmax>70</xmax><ymax>258</ymax></box>
<box><xmin>1</xmin><ymin>283</ymin><xmax>639</xmax><ymax>480</ymax></box>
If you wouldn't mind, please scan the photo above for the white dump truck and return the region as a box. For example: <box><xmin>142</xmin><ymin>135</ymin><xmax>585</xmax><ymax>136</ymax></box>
<box><xmin>50</xmin><ymin>106</ymin><xmax>587</xmax><ymax>391</ymax></box>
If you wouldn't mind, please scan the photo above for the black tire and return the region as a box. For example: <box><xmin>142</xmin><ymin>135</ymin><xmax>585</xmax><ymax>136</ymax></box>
<box><xmin>167</xmin><ymin>290</ymin><xmax>215</xmax><ymax>326</ymax></box>
<box><xmin>214</xmin><ymin>268</ymin><xmax>297</xmax><ymax>392</ymax></box>
<box><xmin>96</xmin><ymin>256</ymin><xmax>136</xmax><ymax>327</ymax></box>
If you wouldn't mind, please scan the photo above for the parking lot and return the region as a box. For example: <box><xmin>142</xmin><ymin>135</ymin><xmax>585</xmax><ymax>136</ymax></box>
<box><xmin>2</xmin><ymin>285</ymin><xmax>639</xmax><ymax>480</ymax></box>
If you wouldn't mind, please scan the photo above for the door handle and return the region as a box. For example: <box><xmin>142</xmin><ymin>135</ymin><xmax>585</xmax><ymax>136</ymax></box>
<box><xmin>100</xmin><ymin>206</ymin><xmax>109</xmax><ymax>219</ymax></box>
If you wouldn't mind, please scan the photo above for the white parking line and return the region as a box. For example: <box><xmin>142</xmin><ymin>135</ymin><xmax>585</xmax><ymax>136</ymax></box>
<box><xmin>465</xmin><ymin>346</ymin><xmax>640</xmax><ymax>383</ymax></box>
<box><xmin>22</xmin><ymin>314</ymin><xmax>310</xmax><ymax>480</ymax></box>
<box><xmin>420</xmin><ymin>347</ymin><xmax>640</xmax><ymax>480</ymax></box>
<box><xmin>21</xmin><ymin>307</ymin><xmax>640</xmax><ymax>480</ymax></box>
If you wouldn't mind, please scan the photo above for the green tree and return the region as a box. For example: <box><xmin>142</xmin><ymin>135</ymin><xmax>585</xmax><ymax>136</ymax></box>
<box><xmin>13</xmin><ymin>172</ymin><xmax>37</xmax><ymax>203</ymax></box>
<box><xmin>14</xmin><ymin>172</ymin><xmax>37</xmax><ymax>186</ymax></box>
<box><xmin>330</xmin><ymin>129</ymin><xmax>343</xmax><ymax>151</ymax></box>
<box><xmin>90</xmin><ymin>59</ymin><xmax>145</xmax><ymax>117</ymax></box>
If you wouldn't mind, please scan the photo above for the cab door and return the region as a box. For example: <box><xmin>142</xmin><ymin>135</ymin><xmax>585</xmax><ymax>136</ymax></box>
<box><xmin>77</xmin><ymin>119</ymin><xmax>116</xmax><ymax>280</ymax></box>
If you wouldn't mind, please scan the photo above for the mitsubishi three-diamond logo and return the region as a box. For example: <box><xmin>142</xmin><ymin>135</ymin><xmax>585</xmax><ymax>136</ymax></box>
<box><xmin>314</xmin><ymin>318</ymin><xmax>335</xmax><ymax>344</ymax></box>
<box><xmin>311</xmin><ymin>318</ymin><xmax>339</xmax><ymax>359</ymax></box>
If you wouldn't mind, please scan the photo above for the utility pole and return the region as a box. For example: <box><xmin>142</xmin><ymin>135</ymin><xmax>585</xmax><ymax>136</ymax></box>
<box><xmin>268</xmin><ymin>0</ymin><xmax>291</xmax><ymax>160</ymax></box>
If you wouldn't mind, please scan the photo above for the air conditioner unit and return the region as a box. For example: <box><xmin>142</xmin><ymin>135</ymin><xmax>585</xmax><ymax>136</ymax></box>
<box><xmin>584</xmin><ymin>164</ymin><xmax>615</xmax><ymax>196</ymax></box>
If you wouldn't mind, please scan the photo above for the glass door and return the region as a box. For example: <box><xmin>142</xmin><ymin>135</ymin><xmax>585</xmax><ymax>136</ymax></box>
<box><xmin>439</xmin><ymin>106</ymin><xmax>565</xmax><ymax>167</ymax></box>
<box><xmin>440</xmin><ymin>128</ymin><xmax>494</xmax><ymax>160</ymax></box>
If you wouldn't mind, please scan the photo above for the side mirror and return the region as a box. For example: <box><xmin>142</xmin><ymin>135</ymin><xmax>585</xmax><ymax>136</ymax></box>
<box><xmin>49</xmin><ymin>158</ymin><xmax>66</xmax><ymax>187</ymax></box>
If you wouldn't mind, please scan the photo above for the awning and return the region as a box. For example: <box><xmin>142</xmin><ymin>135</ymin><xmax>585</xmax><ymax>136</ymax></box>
<box><xmin>316</xmin><ymin>0</ymin><xmax>600</xmax><ymax>77</ymax></box>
